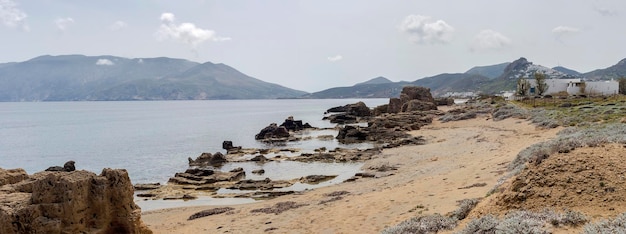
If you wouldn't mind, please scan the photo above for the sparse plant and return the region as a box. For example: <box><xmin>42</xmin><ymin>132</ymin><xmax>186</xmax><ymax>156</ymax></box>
<box><xmin>583</xmin><ymin>212</ymin><xmax>626</xmax><ymax>233</ymax></box>
<box><xmin>457</xmin><ymin>215</ymin><xmax>499</xmax><ymax>234</ymax></box>
<box><xmin>449</xmin><ymin>198</ymin><xmax>481</xmax><ymax>220</ymax></box>
<box><xmin>534</xmin><ymin>72</ymin><xmax>549</xmax><ymax>96</ymax></box>
<box><xmin>381</xmin><ymin>213</ymin><xmax>457</xmax><ymax>234</ymax></box>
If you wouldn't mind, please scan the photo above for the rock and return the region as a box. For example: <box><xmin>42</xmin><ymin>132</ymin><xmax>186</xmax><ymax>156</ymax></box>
<box><xmin>134</xmin><ymin>183</ymin><xmax>161</xmax><ymax>190</ymax></box>
<box><xmin>300</xmin><ymin>175</ymin><xmax>338</xmax><ymax>184</ymax></box>
<box><xmin>252</xmin><ymin>169</ymin><xmax>265</xmax><ymax>175</ymax></box>
<box><xmin>44</xmin><ymin>160</ymin><xmax>76</xmax><ymax>172</ymax></box>
<box><xmin>382</xmin><ymin>86</ymin><xmax>437</xmax><ymax>114</ymax></box>
<box><xmin>434</xmin><ymin>97</ymin><xmax>455</xmax><ymax>106</ymax></box>
<box><xmin>280</xmin><ymin>116</ymin><xmax>314</xmax><ymax>131</ymax></box>
<box><xmin>324</xmin><ymin>114</ymin><xmax>358</xmax><ymax>124</ymax></box>
<box><xmin>168</xmin><ymin>169</ymin><xmax>245</xmax><ymax>186</ymax></box>
<box><xmin>401</xmin><ymin>100</ymin><xmax>437</xmax><ymax>112</ymax></box>
<box><xmin>188</xmin><ymin>152</ymin><xmax>227</xmax><ymax>167</ymax></box>
<box><xmin>222</xmin><ymin>141</ymin><xmax>241</xmax><ymax>152</ymax></box>
<box><xmin>372</xmin><ymin>104</ymin><xmax>389</xmax><ymax>116</ymax></box>
<box><xmin>255</xmin><ymin>123</ymin><xmax>291</xmax><ymax>140</ymax></box>
<box><xmin>327</xmin><ymin>102</ymin><xmax>371</xmax><ymax>117</ymax></box>
<box><xmin>336</xmin><ymin>125</ymin><xmax>369</xmax><ymax>143</ymax></box>
<box><xmin>0</xmin><ymin>168</ymin><xmax>28</xmax><ymax>186</ymax></box>
<box><xmin>228</xmin><ymin>178</ymin><xmax>294</xmax><ymax>190</ymax></box>
<box><xmin>0</xmin><ymin>168</ymin><xmax>152</xmax><ymax>234</ymax></box>
<box><xmin>250</xmin><ymin>155</ymin><xmax>269</xmax><ymax>162</ymax></box>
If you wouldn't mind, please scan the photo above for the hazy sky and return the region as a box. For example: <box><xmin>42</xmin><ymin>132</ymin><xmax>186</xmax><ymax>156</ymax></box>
<box><xmin>1</xmin><ymin>0</ymin><xmax>625</xmax><ymax>92</ymax></box>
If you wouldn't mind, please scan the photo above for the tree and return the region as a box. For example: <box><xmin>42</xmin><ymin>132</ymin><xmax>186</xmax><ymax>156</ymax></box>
<box><xmin>516</xmin><ymin>78</ymin><xmax>530</xmax><ymax>96</ymax></box>
<box><xmin>534</xmin><ymin>72</ymin><xmax>549</xmax><ymax>96</ymax></box>
<box><xmin>619</xmin><ymin>77</ymin><xmax>626</xmax><ymax>95</ymax></box>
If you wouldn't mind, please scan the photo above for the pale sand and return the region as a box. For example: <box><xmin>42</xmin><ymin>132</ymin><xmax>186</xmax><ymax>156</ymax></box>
<box><xmin>142</xmin><ymin>116</ymin><xmax>561</xmax><ymax>234</ymax></box>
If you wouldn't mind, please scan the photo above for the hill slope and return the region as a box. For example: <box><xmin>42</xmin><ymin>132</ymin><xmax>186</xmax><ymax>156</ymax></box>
<box><xmin>0</xmin><ymin>55</ymin><xmax>306</xmax><ymax>101</ymax></box>
<box><xmin>584</xmin><ymin>58</ymin><xmax>626</xmax><ymax>80</ymax></box>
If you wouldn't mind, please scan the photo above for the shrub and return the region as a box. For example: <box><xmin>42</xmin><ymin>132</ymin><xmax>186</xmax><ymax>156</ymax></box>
<box><xmin>449</xmin><ymin>198</ymin><xmax>480</xmax><ymax>220</ymax></box>
<box><xmin>583</xmin><ymin>212</ymin><xmax>626</xmax><ymax>233</ymax></box>
<box><xmin>458</xmin><ymin>209</ymin><xmax>587</xmax><ymax>234</ymax></box>
<box><xmin>381</xmin><ymin>214</ymin><xmax>457</xmax><ymax>234</ymax></box>
<box><xmin>492</xmin><ymin>104</ymin><xmax>529</xmax><ymax>121</ymax></box>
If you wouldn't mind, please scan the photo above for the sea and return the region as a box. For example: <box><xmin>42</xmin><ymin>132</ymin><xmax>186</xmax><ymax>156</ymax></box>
<box><xmin>0</xmin><ymin>99</ymin><xmax>389</xmax><ymax>186</ymax></box>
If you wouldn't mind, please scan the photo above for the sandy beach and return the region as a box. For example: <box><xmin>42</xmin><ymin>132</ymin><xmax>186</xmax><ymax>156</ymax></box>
<box><xmin>142</xmin><ymin>114</ymin><xmax>562</xmax><ymax>233</ymax></box>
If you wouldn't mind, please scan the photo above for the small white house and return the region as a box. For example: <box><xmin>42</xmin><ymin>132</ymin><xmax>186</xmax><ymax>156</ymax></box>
<box><xmin>523</xmin><ymin>78</ymin><xmax>619</xmax><ymax>96</ymax></box>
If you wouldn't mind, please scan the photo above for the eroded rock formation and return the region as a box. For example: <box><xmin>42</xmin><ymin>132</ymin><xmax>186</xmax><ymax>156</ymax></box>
<box><xmin>0</xmin><ymin>168</ymin><xmax>152</xmax><ymax>234</ymax></box>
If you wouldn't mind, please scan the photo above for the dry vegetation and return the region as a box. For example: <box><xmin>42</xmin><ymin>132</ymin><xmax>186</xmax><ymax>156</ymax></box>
<box><xmin>384</xmin><ymin>95</ymin><xmax>626</xmax><ymax>233</ymax></box>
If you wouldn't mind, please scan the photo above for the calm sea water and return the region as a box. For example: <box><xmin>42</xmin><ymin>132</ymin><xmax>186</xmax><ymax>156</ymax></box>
<box><xmin>0</xmin><ymin>99</ymin><xmax>388</xmax><ymax>184</ymax></box>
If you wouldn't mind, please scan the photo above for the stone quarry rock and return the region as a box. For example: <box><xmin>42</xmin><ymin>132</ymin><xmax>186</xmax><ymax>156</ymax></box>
<box><xmin>188</xmin><ymin>152</ymin><xmax>227</xmax><ymax>167</ymax></box>
<box><xmin>0</xmin><ymin>168</ymin><xmax>152</xmax><ymax>234</ymax></box>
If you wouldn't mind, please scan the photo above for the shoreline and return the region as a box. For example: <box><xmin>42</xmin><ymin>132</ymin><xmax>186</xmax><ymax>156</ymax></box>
<box><xmin>142</xmin><ymin>114</ymin><xmax>561</xmax><ymax>233</ymax></box>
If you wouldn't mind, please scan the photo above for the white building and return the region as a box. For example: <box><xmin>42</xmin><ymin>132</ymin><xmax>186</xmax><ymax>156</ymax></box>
<box><xmin>523</xmin><ymin>79</ymin><xmax>618</xmax><ymax>96</ymax></box>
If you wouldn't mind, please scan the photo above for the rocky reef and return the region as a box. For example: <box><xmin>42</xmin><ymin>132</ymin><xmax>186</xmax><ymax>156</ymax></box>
<box><xmin>0</xmin><ymin>167</ymin><xmax>152</xmax><ymax>234</ymax></box>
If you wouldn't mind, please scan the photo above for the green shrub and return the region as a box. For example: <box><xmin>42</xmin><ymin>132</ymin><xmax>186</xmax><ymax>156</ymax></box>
<box><xmin>381</xmin><ymin>213</ymin><xmax>457</xmax><ymax>234</ymax></box>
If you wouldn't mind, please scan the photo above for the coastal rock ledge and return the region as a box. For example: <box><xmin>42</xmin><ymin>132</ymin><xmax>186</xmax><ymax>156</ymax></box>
<box><xmin>0</xmin><ymin>167</ymin><xmax>152</xmax><ymax>234</ymax></box>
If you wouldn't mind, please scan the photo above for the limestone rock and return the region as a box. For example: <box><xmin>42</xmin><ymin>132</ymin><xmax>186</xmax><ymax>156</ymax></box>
<box><xmin>188</xmin><ymin>152</ymin><xmax>227</xmax><ymax>167</ymax></box>
<box><xmin>0</xmin><ymin>168</ymin><xmax>28</xmax><ymax>186</ymax></box>
<box><xmin>0</xmin><ymin>168</ymin><xmax>152</xmax><ymax>234</ymax></box>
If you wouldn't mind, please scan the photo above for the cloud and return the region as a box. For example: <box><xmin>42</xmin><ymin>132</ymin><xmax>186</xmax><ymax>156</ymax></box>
<box><xmin>55</xmin><ymin>17</ymin><xmax>74</xmax><ymax>32</ymax></box>
<box><xmin>594</xmin><ymin>7</ymin><xmax>617</xmax><ymax>16</ymax></box>
<box><xmin>552</xmin><ymin>26</ymin><xmax>581</xmax><ymax>35</ymax></box>
<box><xmin>0</xmin><ymin>0</ymin><xmax>28</xmax><ymax>30</ymax></box>
<box><xmin>96</xmin><ymin>59</ymin><xmax>114</xmax><ymax>66</ymax></box>
<box><xmin>156</xmin><ymin>12</ymin><xmax>230</xmax><ymax>49</ymax></box>
<box><xmin>470</xmin><ymin>29</ymin><xmax>512</xmax><ymax>51</ymax></box>
<box><xmin>109</xmin><ymin>20</ymin><xmax>127</xmax><ymax>31</ymax></box>
<box><xmin>399</xmin><ymin>14</ymin><xmax>454</xmax><ymax>44</ymax></box>
<box><xmin>327</xmin><ymin>55</ymin><xmax>343</xmax><ymax>62</ymax></box>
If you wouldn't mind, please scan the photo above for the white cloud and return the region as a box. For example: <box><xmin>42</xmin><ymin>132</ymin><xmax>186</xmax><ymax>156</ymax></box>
<box><xmin>327</xmin><ymin>55</ymin><xmax>343</xmax><ymax>62</ymax></box>
<box><xmin>0</xmin><ymin>0</ymin><xmax>28</xmax><ymax>30</ymax></box>
<box><xmin>96</xmin><ymin>59</ymin><xmax>114</xmax><ymax>66</ymax></box>
<box><xmin>470</xmin><ymin>29</ymin><xmax>512</xmax><ymax>51</ymax></box>
<box><xmin>156</xmin><ymin>12</ymin><xmax>230</xmax><ymax>49</ymax></box>
<box><xmin>552</xmin><ymin>26</ymin><xmax>581</xmax><ymax>35</ymax></box>
<box><xmin>109</xmin><ymin>20</ymin><xmax>127</xmax><ymax>31</ymax></box>
<box><xmin>399</xmin><ymin>14</ymin><xmax>454</xmax><ymax>44</ymax></box>
<box><xmin>55</xmin><ymin>17</ymin><xmax>74</xmax><ymax>32</ymax></box>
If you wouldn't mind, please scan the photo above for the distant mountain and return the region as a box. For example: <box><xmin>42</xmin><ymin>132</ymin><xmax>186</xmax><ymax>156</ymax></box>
<box><xmin>354</xmin><ymin>76</ymin><xmax>393</xmax><ymax>86</ymax></box>
<box><xmin>552</xmin><ymin>66</ymin><xmax>582</xmax><ymax>77</ymax></box>
<box><xmin>465</xmin><ymin>62</ymin><xmax>509</xmax><ymax>79</ymax></box>
<box><xmin>303</xmin><ymin>78</ymin><xmax>408</xmax><ymax>99</ymax></box>
<box><xmin>584</xmin><ymin>58</ymin><xmax>626</xmax><ymax>80</ymax></box>
<box><xmin>412</xmin><ymin>73</ymin><xmax>490</xmax><ymax>96</ymax></box>
<box><xmin>0</xmin><ymin>55</ymin><xmax>306</xmax><ymax>101</ymax></box>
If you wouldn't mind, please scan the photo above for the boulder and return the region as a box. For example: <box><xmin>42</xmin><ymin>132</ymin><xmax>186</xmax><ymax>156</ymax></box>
<box><xmin>0</xmin><ymin>168</ymin><xmax>152</xmax><ymax>234</ymax></box>
<box><xmin>401</xmin><ymin>100</ymin><xmax>437</xmax><ymax>112</ymax></box>
<box><xmin>326</xmin><ymin>102</ymin><xmax>371</xmax><ymax>117</ymax></box>
<box><xmin>188</xmin><ymin>152</ymin><xmax>227</xmax><ymax>167</ymax></box>
<box><xmin>336</xmin><ymin>125</ymin><xmax>369</xmax><ymax>143</ymax></box>
<box><xmin>383</xmin><ymin>86</ymin><xmax>437</xmax><ymax>114</ymax></box>
<box><xmin>255</xmin><ymin>123</ymin><xmax>290</xmax><ymax>140</ymax></box>
<box><xmin>300</xmin><ymin>175</ymin><xmax>337</xmax><ymax>184</ymax></box>
<box><xmin>434</xmin><ymin>97</ymin><xmax>455</xmax><ymax>106</ymax></box>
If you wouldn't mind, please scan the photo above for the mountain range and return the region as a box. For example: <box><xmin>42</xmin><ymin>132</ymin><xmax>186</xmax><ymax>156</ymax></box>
<box><xmin>0</xmin><ymin>55</ymin><xmax>306</xmax><ymax>101</ymax></box>
<box><xmin>1</xmin><ymin>55</ymin><xmax>625</xmax><ymax>101</ymax></box>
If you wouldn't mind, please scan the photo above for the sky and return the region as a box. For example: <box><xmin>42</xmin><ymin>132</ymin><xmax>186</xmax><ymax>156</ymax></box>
<box><xmin>1</xmin><ymin>0</ymin><xmax>625</xmax><ymax>92</ymax></box>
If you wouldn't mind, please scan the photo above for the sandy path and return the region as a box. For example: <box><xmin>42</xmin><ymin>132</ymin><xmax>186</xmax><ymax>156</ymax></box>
<box><xmin>142</xmin><ymin>116</ymin><xmax>561</xmax><ymax>234</ymax></box>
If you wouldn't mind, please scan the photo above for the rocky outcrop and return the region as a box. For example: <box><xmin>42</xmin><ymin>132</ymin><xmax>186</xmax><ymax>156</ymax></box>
<box><xmin>325</xmin><ymin>102</ymin><xmax>372</xmax><ymax>124</ymax></box>
<box><xmin>384</xmin><ymin>86</ymin><xmax>437</xmax><ymax>114</ymax></box>
<box><xmin>0</xmin><ymin>168</ymin><xmax>28</xmax><ymax>186</ymax></box>
<box><xmin>280</xmin><ymin>116</ymin><xmax>313</xmax><ymax>131</ymax></box>
<box><xmin>0</xmin><ymin>168</ymin><xmax>152</xmax><ymax>234</ymax></box>
<box><xmin>434</xmin><ymin>97</ymin><xmax>455</xmax><ymax>106</ymax></box>
<box><xmin>255</xmin><ymin>123</ymin><xmax>291</xmax><ymax>140</ymax></box>
<box><xmin>188</xmin><ymin>152</ymin><xmax>227</xmax><ymax>167</ymax></box>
